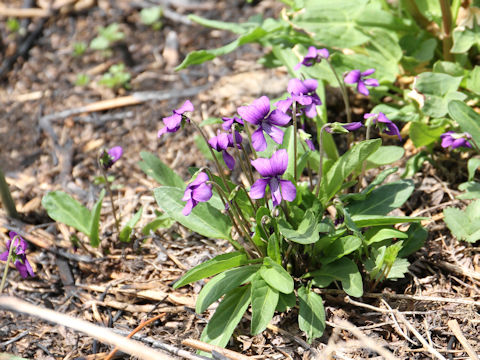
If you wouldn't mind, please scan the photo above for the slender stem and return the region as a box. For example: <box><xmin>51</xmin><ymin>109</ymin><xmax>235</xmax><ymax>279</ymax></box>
<box><xmin>357</xmin><ymin>122</ymin><xmax>372</xmax><ymax>191</ymax></box>
<box><xmin>191</xmin><ymin>120</ymin><xmax>231</xmax><ymax>192</ymax></box>
<box><xmin>238</xmin><ymin>184</ymin><xmax>258</xmax><ymax>214</ymax></box>
<box><xmin>100</xmin><ymin>167</ymin><xmax>121</xmax><ymax>237</ymax></box>
<box><xmin>280</xmin><ymin>202</ymin><xmax>293</xmax><ymax>225</ymax></box>
<box><xmin>403</xmin><ymin>0</ymin><xmax>432</xmax><ymax>30</ymax></box>
<box><xmin>439</xmin><ymin>0</ymin><xmax>454</xmax><ymax>61</ymax></box>
<box><xmin>0</xmin><ymin>236</ymin><xmax>17</xmax><ymax>293</ymax></box>
<box><xmin>292</xmin><ymin>102</ymin><xmax>298</xmax><ymax>182</ymax></box>
<box><xmin>300</xmin><ymin>141</ymin><xmax>314</xmax><ymax>191</ymax></box>
<box><xmin>315</xmin><ymin>124</ymin><xmax>332</xmax><ymax>197</ymax></box>
<box><xmin>326</xmin><ymin>59</ymin><xmax>352</xmax><ymax>124</ymax></box>
<box><xmin>0</xmin><ymin>167</ymin><xmax>19</xmax><ymax>219</ymax></box>
<box><xmin>240</xmin><ymin>143</ymin><xmax>255</xmax><ymax>184</ymax></box>
<box><xmin>232</xmin><ymin>133</ymin><xmax>252</xmax><ymax>186</ymax></box>
<box><xmin>243</xmin><ymin>123</ymin><xmax>258</xmax><ymax>159</ymax></box>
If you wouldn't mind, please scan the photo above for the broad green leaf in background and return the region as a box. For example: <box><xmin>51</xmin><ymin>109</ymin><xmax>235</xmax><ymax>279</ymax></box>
<box><xmin>322</xmin><ymin>235</ymin><xmax>362</xmax><ymax>265</ymax></box>
<box><xmin>364</xmin><ymin>227</ymin><xmax>408</xmax><ymax>246</ymax></box>
<box><xmin>251</xmin><ymin>276</ymin><xmax>279</xmax><ymax>335</ymax></box>
<box><xmin>468</xmin><ymin>158</ymin><xmax>480</xmax><ymax>181</ymax></box>
<box><xmin>119</xmin><ymin>206</ymin><xmax>143</xmax><ymax>243</ymax></box>
<box><xmin>402</xmin><ymin>151</ymin><xmax>431</xmax><ymax>178</ymax></box>
<box><xmin>444</xmin><ymin>200</ymin><xmax>480</xmax><ymax>242</ymax></box>
<box><xmin>320</xmin><ymin>139</ymin><xmax>381</xmax><ymax>205</ymax></box>
<box><xmin>432</xmin><ymin>61</ymin><xmax>465</xmax><ymax>76</ymax></box>
<box><xmin>366</xmin><ymin>146</ymin><xmax>404</xmax><ymax>169</ymax></box>
<box><xmin>448</xmin><ymin>100</ymin><xmax>480</xmax><ymax>144</ymax></box>
<box><xmin>278</xmin><ymin>210</ymin><xmax>332</xmax><ymax>245</ymax></box>
<box><xmin>298</xmin><ymin>286</ymin><xmax>326</xmax><ymax>342</ymax></box>
<box><xmin>351</xmin><ymin>215</ymin><xmax>427</xmax><ymax>227</ymax></box>
<box><xmin>347</xmin><ymin>180</ymin><xmax>414</xmax><ymax>216</ymax></box>
<box><xmin>139</xmin><ymin>151</ymin><xmax>184</xmax><ymax>188</ymax></box>
<box><xmin>154</xmin><ymin>187</ymin><xmax>232</xmax><ymax>240</ymax></box>
<box><xmin>89</xmin><ymin>190</ymin><xmax>105</xmax><ymax>247</ymax></box>
<box><xmin>141</xmin><ymin>211</ymin><xmax>175</xmax><ymax>235</ymax></box>
<box><xmin>457</xmin><ymin>181</ymin><xmax>480</xmax><ymax>200</ymax></box>
<box><xmin>451</xmin><ymin>25</ymin><xmax>480</xmax><ymax>53</ymax></box>
<box><xmin>259</xmin><ymin>257</ymin><xmax>294</xmax><ymax>294</ymax></box>
<box><xmin>196</xmin><ymin>265</ymin><xmax>258</xmax><ymax>313</ymax></box>
<box><xmin>199</xmin><ymin>285</ymin><xmax>251</xmax><ymax>348</ymax></box>
<box><xmin>276</xmin><ymin>291</ymin><xmax>296</xmax><ymax>312</ymax></box>
<box><xmin>409</xmin><ymin>122</ymin><xmax>447</xmax><ymax>147</ymax></box>
<box><xmin>42</xmin><ymin>191</ymin><xmax>92</xmax><ymax>236</ymax></box>
<box><xmin>173</xmin><ymin>252</ymin><xmax>249</xmax><ymax>288</ymax></box>
<box><xmin>387</xmin><ymin>257</ymin><xmax>410</xmax><ymax>279</ymax></box>
<box><xmin>466</xmin><ymin>66</ymin><xmax>480</xmax><ymax>95</ymax></box>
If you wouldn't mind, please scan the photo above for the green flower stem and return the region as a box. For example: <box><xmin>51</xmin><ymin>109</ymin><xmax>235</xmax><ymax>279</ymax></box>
<box><xmin>206</xmin><ymin>180</ymin><xmax>246</xmax><ymax>252</ymax></box>
<box><xmin>300</xmin><ymin>141</ymin><xmax>314</xmax><ymax>191</ymax></box>
<box><xmin>315</xmin><ymin>123</ymin><xmax>332</xmax><ymax>197</ymax></box>
<box><xmin>0</xmin><ymin>235</ymin><xmax>17</xmax><ymax>293</ymax></box>
<box><xmin>232</xmin><ymin>132</ymin><xmax>252</xmax><ymax>186</ymax></box>
<box><xmin>292</xmin><ymin>102</ymin><xmax>298</xmax><ymax>182</ymax></box>
<box><xmin>237</xmin><ymin>184</ymin><xmax>258</xmax><ymax>214</ymax></box>
<box><xmin>326</xmin><ymin>59</ymin><xmax>352</xmax><ymax>124</ymax></box>
<box><xmin>243</xmin><ymin>123</ymin><xmax>258</xmax><ymax>160</ymax></box>
<box><xmin>439</xmin><ymin>0</ymin><xmax>454</xmax><ymax>61</ymax></box>
<box><xmin>240</xmin><ymin>143</ymin><xmax>256</xmax><ymax>185</ymax></box>
<box><xmin>99</xmin><ymin>165</ymin><xmax>121</xmax><ymax>237</ymax></box>
<box><xmin>403</xmin><ymin>0</ymin><xmax>432</xmax><ymax>30</ymax></box>
<box><xmin>0</xmin><ymin>167</ymin><xmax>19</xmax><ymax>219</ymax></box>
<box><xmin>191</xmin><ymin>120</ymin><xmax>231</xmax><ymax>193</ymax></box>
<box><xmin>357</xmin><ymin>121</ymin><xmax>372</xmax><ymax>191</ymax></box>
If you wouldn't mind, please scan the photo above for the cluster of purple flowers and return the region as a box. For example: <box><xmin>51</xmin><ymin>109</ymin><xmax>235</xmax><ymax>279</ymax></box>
<box><xmin>1</xmin><ymin>232</ymin><xmax>34</xmax><ymax>278</ymax></box>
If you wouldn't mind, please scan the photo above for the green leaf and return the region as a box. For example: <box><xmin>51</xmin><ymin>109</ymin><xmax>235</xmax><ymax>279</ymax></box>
<box><xmin>415</xmin><ymin>72</ymin><xmax>463</xmax><ymax>96</ymax></box>
<box><xmin>188</xmin><ymin>14</ymin><xmax>251</xmax><ymax>34</ymax></box>
<box><xmin>310</xmin><ymin>258</ymin><xmax>363</xmax><ymax>297</ymax></box>
<box><xmin>196</xmin><ymin>265</ymin><xmax>258</xmax><ymax>313</ymax></box>
<box><xmin>141</xmin><ymin>212</ymin><xmax>175</xmax><ymax>235</ymax></box>
<box><xmin>457</xmin><ymin>181</ymin><xmax>480</xmax><ymax>200</ymax></box>
<box><xmin>42</xmin><ymin>191</ymin><xmax>91</xmax><ymax>235</ymax></box>
<box><xmin>409</xmin><ymin>122</ymin><xmax>446</xmax><ymax>147</ymax></box>
<box><xmin>402</xmin><ymin>151</ymin><xmax>431</xmax><ymax>178</ymax></box>
<box><xmin>267</xmin><ymin>233</ymin><xmax>281</xmax><ymax>264</ymax></box>
<box><xmin>320</xmin><ymin>139</ymin><xmax>381</xmax><ymax>205</ymax></box>
<box><xmin>276</xmin><ymin>291</ymin><xmax>296</xmax><ymax>312</ymax></box>
<box><xmin>139</xmin><ymin>151</ymin><xmax>184</xmax><ymax>188</ymax></box>
<box><xmin>176</xmin><ymin>27</ymin><xmax>268</xmax><ymax>70</ymax></box>
<box><xmin>140</xmin><ymin>6</ymin><xmax>163</xmax><ymax>26</ymax></box>
<box><xmin>366</xmin><ymin>146</ymin><xmax>404</xmax><ymax>169</ymax></box>
<box><xmin>364</xmin><ymin>227</ymin><xmax>408</xmax><ymax>246</ymax></box>
<box><xmin>90</xmin><ymin>36</ymin><xmax>110</xmax><ymax>50</ymax></box>
<box><xmin>173</xmin><ymin>252</ymin><xmax>249</xmax><ymax>289</ymax></box>
<box><xmin>119</xmin><ymin>207</ymin><xmax>143</xmax><ymax>243</ymax></box>
<box><xmin>468</xmin><ymin>158</ymin><xmax>480</xmax><ymax>181</ymax></box>
<box><xmin>466</xmin><ymin>66</ymin><xmax>480</xmax><ymax>95</ymax></box>
<box><xmin>298</xmin><ymin>286</ymin><xmax>326</xmax><ymax>342</ymax></box>
<box><xmin>448</xmin><ymin>100</ymin><xmax>480</xmax><ymax>145</ymax></box>
<box><xmin>259</xmin><ymin>257</ymin><xmax>294</xmax><ymax>294</ymax></box>
<box><xmin>88</xmin><ymin>190</ymin><xmax>105</xmax><ymax>247</ymax></box>
<box><xmin>347</xmin><ymin>180</ymin><xmax>414</xmax><ymax>216</ymax></box>
<box><xmin>199</xmin><ymin>285</ymin><xmax>251</xmax><ymax>348</ymax></box>
<box><xmin>444</xmin><ymin>200</ymin><xmax>480</xmax><ymax>243</ymax></box>
<box><xmin>432</xmin><ymin>61</ymin><xmax>465</xmax><ymax>76</ymax></box>
<box><xmin>351</xmin><ymin>215</ymin><xmax>427</xmax><ymax>227</ymax></box>
<box><xmin>387</xmin><ymin>257</ymin><xmax>410</xmax><ymax>279</ymax></box>
<box><xmin>322</xmin><ymin>235</ymin><xmax>362</xmax><ymax>264</ymax></box>
<box><xmin>251</xmin><ymin>276</ymin><xmax>279</xmax><ymax>335</ymax></box>
<box><xmin>398</xmin><ymin>223</ymin><xmax>427</xmax><ymax>257</ymax></box>
<box><xmin>451</xmin><ymin>25</ymin><xmax>480</xmax><ymax>53</ymax></box>
<box><xmin>154</xmin><ymin>187</ymin><xmax>232</xmax><ymax>240</ymax></box>
<box><xmin>278</xmin><ymin>210</ymin><xmax>331</xmax><ymax>245</ymax></box>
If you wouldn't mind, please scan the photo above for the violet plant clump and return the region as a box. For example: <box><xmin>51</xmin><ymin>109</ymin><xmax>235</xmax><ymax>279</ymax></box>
<box><xmin>145</xmin><ymin>46</ymin><xmax>425</xmax><ymax>349</ymax></box>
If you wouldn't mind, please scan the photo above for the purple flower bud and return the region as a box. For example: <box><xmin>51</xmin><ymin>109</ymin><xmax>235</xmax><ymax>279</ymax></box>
<box><xmin>294</xmin><ymin>46</ymin><xmax>330</xmax><ymax>70</ymax></box>
<box><xmin>100</xmin><ymin>146</ymin><xmax>123</xmax><ymax>170</ymax></box>
<box><xmin>158</xmin><ymin>100</ymin><xmax>194</xmax><ymax>137</ymax></box>
<box><xmin>344</xmin><ymin>69</ymin><xmax>379</xmax><ymax>96</ymax></box>
<box><xmin>325</xmin><ymin>122</ymin><xmax>363</xmax><ymax>134</ymax></box>
<box><xmin>364</xmin><ymin>112</ymin><xmax>401</xmax><ymax>140</ymax></box>
<box><xmin>221</xmin><ymin>116</ymin><xmax>244</xmax><ymax>131</ymax></box>
<box><xmin>440</xmin><ymin>131</ymin><xmax>472</xmax><ymax>149</ymax></box>
<box><xmin>182</xmin><ymin>172</ymin><xmax>213</xmax><ymax>216</ymax></box>
<box><xmin>0</xmin><ymin>232</ymin><xmax>34</xmax><ymax>278</ymax></box>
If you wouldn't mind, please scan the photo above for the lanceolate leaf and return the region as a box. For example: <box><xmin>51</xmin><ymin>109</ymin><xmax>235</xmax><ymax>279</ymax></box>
<box><xmin>154</xmin><ymin>187</ymin><xmax>232</xmax><ymax>240</ymax></box>
<box><xmin>42</xmin><ymin>191</ymin><xmax>92</xmax><ymax>236</ymax></box>
<box><xmin>298</xmin><ymin>286</ymin><xmax>326</xmax><ymax>343</ymax></box>
<box><xmin>199</xmin><ymin>285</ymin><xmax>251</xmax><ymax>348</ymax></box>
<box><xmin>119</xmin><ymin>206</ymin><xmax>143</xmax><ymax>243</ymax></box>
<box><xmin>89</xmin><ymin>190</ymin><xmax>105</xmax><ymax>247</ymax></box>
<box><xmin>173</xmin><ymin>252</ymin><xmax>249</xmax><ymax>289</ymax></box>
<box><xmin>139</xmin><ymin>151</ymin><xmax>184</xmax><ymax>188</ymax></box>
<box><xmin>351</xmin><ymin>214</ymin><xmax>427</xmax><ymax>227</ymax></box>
<box><xmin>196</xmin><ymin>265</ymin><xmax>259</xmax><ymax>313</ymax></box>
<box><xmin>251</xmin><ymin>276</ymin><xmax>279</xmax><ymax>335</ymax></box>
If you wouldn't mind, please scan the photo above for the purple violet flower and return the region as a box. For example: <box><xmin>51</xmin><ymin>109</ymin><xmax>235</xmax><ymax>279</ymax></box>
<box><xmin>237</xmin><ymin>96</ymin><xmax>291</xmax><ymax>152</ymax></box>
<box><xmin>250</xmin><ymin>149</ymin><xmax>296</xmax><ymax>207</ymax></box>
<box><xmin>0</xmin><ymin>231</ymin><xmax>34</xmax><ymax>278</ymax></box>
<box><xmin>440</xmin><ymin>131</ymin><xmax>472</xmax><ymax>149</ymax></box>
<box><xmin>100</xmin><ymin>146</ymin><xmax>123</xmax><ymax>170</ymax></box>
<box><xmin>157</xmin><ymin>100</ymin><xmax>194</xmax><ymax>137</ymax></box>
<box><xmin>182</xmin><ymin>172</ymin><xmax>213</xmax><ymax>216</ymax></box>
<box><xmin>208</xmin><ymin>131</ymin><xmax>243</xmax><ymax>170</ymax></box>
<box><xmin>325</xmin><ymin>122</ymin><xmax>363</xmax><ymax>134</ymax></box>
<box><xmin>344</xmin><ymin>69</ymin><xmax>379</xmax><ymax>96</ymax></box>
<box><xmin>294</xmin><ymin>46</ymin><xmax>330</xmax><ymax>70</ymax></box>
<box><xmin>288</xmin><ymin>78</ymin><xmax>322</xmax><ymax>118</ymax></box>
<box><xmin>364</xmin><ymin>112</ymin><xmax>402</xmax><ymax>140</ymax></box>
<box><xmin>222</xmin><ymin>116</ymin><xmax>244</xmax><ymax>131</ymax></box>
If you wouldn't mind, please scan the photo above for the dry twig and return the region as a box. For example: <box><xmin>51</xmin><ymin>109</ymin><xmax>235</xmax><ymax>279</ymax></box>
<box><xmin>182</xmin><ymin>338</ymin><xmax>252</xmax><ymax>360</ymax></box>
<box><xmin>447</xmin><ymin>319</ymin><xmax>479</xmax><ymax>360</ymax></box>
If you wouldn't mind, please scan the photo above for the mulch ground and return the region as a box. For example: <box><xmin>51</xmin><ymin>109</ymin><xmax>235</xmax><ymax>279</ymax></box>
<box><xmin>0</xmin><ymin>1</ymin><xmax>479</xmax><ymax>359</ymax></box>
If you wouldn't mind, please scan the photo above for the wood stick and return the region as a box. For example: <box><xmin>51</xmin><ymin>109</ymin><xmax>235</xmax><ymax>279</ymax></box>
<box><xmin>447</xmin><ymin>319</ymin><xmax>479</xmax><ymax>360</ymax></box>
<box><xmin>0</xmin><ymin>7</ymin><xmax>49</xmax><ymax>18</ymax></box>
<box><xmin>182</xmin><ymin>338</ymin><xmax>252</xmax><ymax>360</ymax></box>
<box><xmin>0</xmin><ymin>296</ymin><xmax>175</xmax><ymax>360</ymax></box>
<box><xmin>436</xmin><ymin>260</ymin><xmax>480</xmax><ymax>281</ymax></box>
